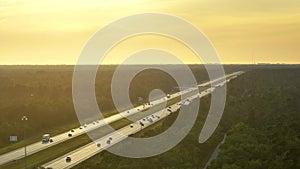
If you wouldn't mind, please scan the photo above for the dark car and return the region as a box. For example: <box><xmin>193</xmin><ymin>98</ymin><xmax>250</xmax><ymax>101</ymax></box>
<box><xmin>68</xmin><ymin>133</ymin><xmax>72</xmax><ymax>137</ymax></box>
<box><xmin>66</xmin><ymin>156</ymin><xmax>71</xmax><ymax>162</ymax></box>
<box><xmin>148</xmin><ymin>118</ymin><xmax>153</xmax><ymax>123</ymax></box>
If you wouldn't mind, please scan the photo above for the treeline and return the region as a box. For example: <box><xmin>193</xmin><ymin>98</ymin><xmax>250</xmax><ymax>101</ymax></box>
<box><xmin>0</xmin><ymin>65</ymin><xmax>211</xmax><ymax>148</ymax></box>
<box><xmin>73</xmin><ymin>66</ymin><xmax>300</xmax><ymax>169</ymax></box>
<box><xmin>209</xmin><ymin>68</ymin><xmax>300</xmax><ymax>169</ymax></box>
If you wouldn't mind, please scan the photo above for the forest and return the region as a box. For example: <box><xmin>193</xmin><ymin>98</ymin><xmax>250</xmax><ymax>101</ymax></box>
<box><xmin>0</xmin><ymin>65</ymin><xmax>212</xmax><ymax>149</ymax></box>
<box><xmin>208</xmin><ymin>67</ymin><xmax>300</xmax><ymax>169</ymax></box>
<box><xmin>0</xmin><ymin>65</ymin><xmax>299</xmax><ymax>169</ymax></box>
<box><xmin>73</xmin><ymin>65</ymin><xmax>300</xmax><ymax>169</ymax></box>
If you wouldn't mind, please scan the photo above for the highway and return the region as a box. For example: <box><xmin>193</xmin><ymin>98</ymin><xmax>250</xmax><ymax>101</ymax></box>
<box><xmin>42</xmin><ymin>72</ymin><xmax>244</xmax><ymax>169</ymax></box>
<box><xmin>0</xmin><ymin>71</ymin><xmax>244</xmax><ymax>167</ymax></box>
<box><xmin>42</xmin><ymin>93</ymin><xmax>202</xmax><ymax>169</ymax></box>
<box><xmin>0</xmin><ymin>100</ymin><xmax>151</xmax><ymax>166</ymax></box>
<box><xmin>0</xmin><ymin>86</ymin><xmax>178</xmax><ymax>165</ymax></box>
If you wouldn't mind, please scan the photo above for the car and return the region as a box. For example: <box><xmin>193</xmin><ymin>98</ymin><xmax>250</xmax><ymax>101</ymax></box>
<box><xmin>109</xmin><ymin>137</ymin><xmax>112</xmax><ymax>140</ymax></box>
<box><xmin>107</xmin><ymin>140</ymin><xmax>111</xmax><ymax>144</ymax></box>
<box><xmin>66</xmin><ymin>156</ymin><xmax>71</xmax><ymax>162</ymax></box>
<box><xmin>97</xmin><ymin>143</ymin><xmax>101</xmax><ymax>147</ymax></box>
<box><xmin>71</xmin><ymin>129</ymin><xmax>75</xmax><ymax>132</ymax></box>
<box><xmin>139</xmin><ymin>122</ymin><xmax>144</xmax><ymax>127</ymax></box>
<box><xmin>68</xmin><ymin>133</ymin><xmax>72</xmax><ymax>137</ymax></box>
<box><xmin>79</xmin><ymin>126</ymin><xmax>83</xmax><ymax>129</ymax></box>
<box><xmin>130</xmin><ymin>125</ymin><xmax>134</xmax><ymax>128</ymax></box>
<box><xmin>49</xmin><ymin>138</ymin><xmax>53</xmax><ymax>143</ymax></box>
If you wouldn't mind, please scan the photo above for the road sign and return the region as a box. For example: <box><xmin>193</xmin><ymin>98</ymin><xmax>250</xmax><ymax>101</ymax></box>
<box><xmin>10</xmin><ymin>136</ymin><xmax>18</xmax><ymax>142</ymax></box>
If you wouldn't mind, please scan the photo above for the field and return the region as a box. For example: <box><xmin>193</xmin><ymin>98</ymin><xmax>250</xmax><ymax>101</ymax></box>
<box><xmin>0</xmin><ymin>64</ymin><xmax>299</xmax><ymax>169</ymax></box>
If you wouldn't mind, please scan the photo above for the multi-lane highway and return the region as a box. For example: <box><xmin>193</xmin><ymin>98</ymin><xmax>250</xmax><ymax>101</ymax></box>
<box><xmin>0</xmin><ymin>84</ymin><xmax>181</xmax><ymax>165</ymax></box>
<box><xmin>0</xmin><ymin>71</ymin><xmax>244</xmax><ymax>167</ymax></box>
<box><xmin>0</xmin><ymin>99</ymin><xmax>151</xmax><ymax>166</ymax></box>
<box><xmin>42</xmin><ymin>71</ymin><xmax>244</xmax><ymax>169</ymax></box>
<box><xmin>42</xmin><ymin>92</ymin><xmax>204</xmax><ymax>169</ymax></box>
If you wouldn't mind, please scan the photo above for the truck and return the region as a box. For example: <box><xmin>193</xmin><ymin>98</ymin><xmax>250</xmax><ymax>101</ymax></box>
<box><xmin>42</xmin><ymin>134</ymin><xmax>50</xmax><ymax>143</ymax></box>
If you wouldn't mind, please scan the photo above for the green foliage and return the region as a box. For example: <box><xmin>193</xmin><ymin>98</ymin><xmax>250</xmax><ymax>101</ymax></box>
<box><xmin>1</xmin><ymin>65</ymin><xmax>299</xmax><ymax>169</ymax></box>
<box><xmin>0</xmin><ymin>65</ymin><xmax>205</xmax><ymax>148</ymax></box>
<box><xmin>209</xmin><ymin>67</ymin><xmax>300</xmax><ymax>169</ymax></box>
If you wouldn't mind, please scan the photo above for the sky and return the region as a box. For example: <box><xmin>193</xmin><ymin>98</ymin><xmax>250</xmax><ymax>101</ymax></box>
<box><xmin>0</xmin><ymin>0</ymin><xmax>299</xmax><ymax>64</ymax></box>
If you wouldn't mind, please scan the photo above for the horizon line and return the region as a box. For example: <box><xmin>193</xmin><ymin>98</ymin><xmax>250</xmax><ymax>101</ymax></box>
<box><xmin>0</xmin><ymin>63</ymin><xmax>299</xmax><ymax>66</ymax></box>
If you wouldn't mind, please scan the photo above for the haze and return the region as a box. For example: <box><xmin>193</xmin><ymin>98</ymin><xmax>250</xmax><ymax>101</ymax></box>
<box><xmin>0</xmin><ymin>0</ymin><xmax>299</xmax><ymax>64</ymax></box>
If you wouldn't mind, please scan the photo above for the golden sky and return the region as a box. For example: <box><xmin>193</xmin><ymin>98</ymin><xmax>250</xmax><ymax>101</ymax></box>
<box><xmin>0</xmin><ymin>0</ymin><xmax>299</xmax><ymax>64</ymax></box>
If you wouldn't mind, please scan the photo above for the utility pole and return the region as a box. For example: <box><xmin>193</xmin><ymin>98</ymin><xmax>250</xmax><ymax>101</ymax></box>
<box><xmin>21</xmin><ymin>115</ymin><xmax>28</xmax><ymax>169</ymax></box>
